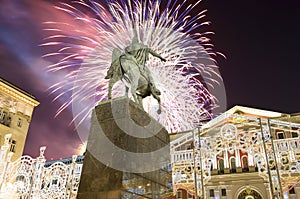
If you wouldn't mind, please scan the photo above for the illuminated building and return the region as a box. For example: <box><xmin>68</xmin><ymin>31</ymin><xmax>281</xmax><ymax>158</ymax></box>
<box><xmin>171</xmin><ymin>106</ymin><xmax>300</xmax><ymax>199</ymax></box>
<box><xmin>0</xmin><ymin>78</ymin><xmax>39</xmax><ymax>162</ymax></box>
<box><xmin>1</xmin><ymin>102</ymin><xmax>300</xmax><ymax>198</ymax></box>
<box><xmin>0</xmin><ymin>143</ymin><xmax>83</xmax><ymax>198</ymax></box>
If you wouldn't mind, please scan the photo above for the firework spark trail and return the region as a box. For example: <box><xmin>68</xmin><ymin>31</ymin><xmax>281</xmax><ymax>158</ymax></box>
<box><xmin>43</xmin><ymin>0</ymin><xmax>222</xmax><ymax>133</ymax></box>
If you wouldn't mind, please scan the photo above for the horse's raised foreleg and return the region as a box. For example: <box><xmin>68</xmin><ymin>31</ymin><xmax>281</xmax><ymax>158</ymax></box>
<box><xmin>156</xmin><ymin>99</ymin><xmax>162</xmax><ymax>114</ymax></box>
<box><xmin>152</xmin><ymin>90</ymin><xmax>161</xmax><ymax>114</ymax></box>
<box><xmin>108</xmin><ymin>78</ymin><xmax>116</xmax><ymax>100</ymax></box>
<box><xmin>157</xmin><ymin>100</ymin><xmax>161</xmax><ymax>114</ymax></box>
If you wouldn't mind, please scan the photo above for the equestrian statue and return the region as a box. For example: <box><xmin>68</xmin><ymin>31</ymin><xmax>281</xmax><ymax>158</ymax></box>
<box><xmin>105</xmin><ymin>37</ymin><xmax>166</xmax><ymax>113</ymax></box>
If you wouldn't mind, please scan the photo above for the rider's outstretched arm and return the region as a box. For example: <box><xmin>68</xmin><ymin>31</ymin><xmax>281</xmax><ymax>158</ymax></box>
<box><xmin>148</xmin><ymin>49</ymin><xmax>166</xmax><ymax>62</ymax></box>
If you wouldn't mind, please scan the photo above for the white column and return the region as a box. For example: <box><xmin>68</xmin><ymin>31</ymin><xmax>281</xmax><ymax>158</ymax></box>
<box><xmin>235</xmin><ymin>148</ymin><xmax>241</xmax><ymax>167</ymax></box>
<box><xmin>283</xmin><ymin>190</ymin><xmax>289</xmax><ymax>199</ymax></box>
<box><xmin>226</xmin><ymin>185</ymin><xmax>233</xmax><ymax>199</ymax></box>
<box><xmin>224</xmin><ymin>150</ymin><xmax>229</xmax><ymax>168</ymax></box>
<box><xmin>264</xmin><ymin>183</ymin><xmax>273</xmax><ymax>199</ymax></box>
<box><xmin>30</xmin><ymin>146</ymin><xmax>46</xmax><ymax>198</ymax></box>
<box><xmin>215</xmin><ymin>189</ymin><xmax>220</xmax><ymax>199</ymax></box>
<box><xmin>0</xmin><ymin>134</ymin><xmax>11</xmax><ymax>192</ymax></box>
<box><xmin>213</xmin><ymin>154</ymin><xmax>217</xmax><ymax>170</ymax></box>
<box><xmin>0</xmin><ymin>134</ymin><xmax>11</xmax><ymax>162</ymax></box>
<box><xmin>248</xmin><ymin>153</ymin><xmax>254</xmax><ymax>166</ymax></box>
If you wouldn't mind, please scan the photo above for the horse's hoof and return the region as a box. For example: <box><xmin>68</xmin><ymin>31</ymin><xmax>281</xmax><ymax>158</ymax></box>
<box><xmin>157</xmin><ymin>109</ymin><xmax>161</xmax><ymax>114</ymax></box>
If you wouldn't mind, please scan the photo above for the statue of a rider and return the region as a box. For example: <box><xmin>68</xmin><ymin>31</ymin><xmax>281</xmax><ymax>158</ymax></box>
<box><xmin>105</xmin><ymin>36</ymin><xmax>166</xmax><ymax>113</ymax></box>
<box><xmin>123</xmin><ymin>36</ymin><xmax>166</xmax><ymax>94</ymax></box>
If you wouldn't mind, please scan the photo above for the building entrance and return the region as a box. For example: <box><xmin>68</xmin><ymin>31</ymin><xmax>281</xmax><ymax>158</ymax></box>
<box><xmin>238</xmin><ymin>188</ymin><xmax>262</xmax><ymax>199</ymax></box>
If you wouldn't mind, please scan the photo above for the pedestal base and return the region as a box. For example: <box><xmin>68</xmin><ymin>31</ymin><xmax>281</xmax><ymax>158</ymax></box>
<box><xmin>249</xmin><ymin>166</ymin><xmax>256</xmax><ymax>172</ymax></box>
<box><xmin>77</xmin><ymin>97</ymin><xmax>172</xmax><ymax>199</ymax></box>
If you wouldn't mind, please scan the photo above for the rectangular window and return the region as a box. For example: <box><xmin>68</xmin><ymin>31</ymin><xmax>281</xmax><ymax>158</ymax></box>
<box><xmin>0</xmin><ymin>111</ymin><xmax>7</xmax><ymax>120</ymax></box>
<box><xmin>176</xmin><ymin>190</ymin><xmax>182</xmax><ymax>199</ymax></box>
<box><xmin>52</xmin><ymin>179</ymin><xmax>58</xmax><ymax>185</ymax></box>
<box><xmin>277</xmin><ymin>132</ymin><xmax>284</xmax><ymax>139</ymax></box>
<box><xmin>188</xmin><ymin>193</ymin><xmax>193</xmax><ymax>199</ymax></box>
<box><xmin>209</xmin><ymin>189</ymin><xmax>214</xmax><ymax>197</ymax></box>
<box><xmin>292</xmin><ymin>132</ymin><xmax>298</xmax><ymax>138</ymax></box>
<box><xmin>289</xmin><ymin>187</ymin><xmax>295</xmax><ymax>194</ymax></box>
<box><xmin>9</xmin><ymin>140</ymin><xmax>16</xmax><ymax>153</ymax></box>
<box><xmin>17</xmin><ymin>118</ymin><xmax>22</xmax><ymax>127</ymax></box>
<box><xmin>186</xmin><ymin>144</ymin><xmax>191</xmax><ymax>150</ymax></box>
<box><xmin>221</xmin><ymin>188</ymin><xmax>227</xmax><ymax>196</ymax></box>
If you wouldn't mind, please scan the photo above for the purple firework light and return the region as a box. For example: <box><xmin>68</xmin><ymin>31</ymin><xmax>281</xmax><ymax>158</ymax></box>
<box><xmin>42</xmin><ymin>0</ymin><xmax>225</xmax><ymax>135</ymax></box>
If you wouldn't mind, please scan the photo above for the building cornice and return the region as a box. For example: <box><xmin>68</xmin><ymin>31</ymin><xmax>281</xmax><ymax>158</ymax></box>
<box><xmin>0</xmin><ymin>78</ymin><xmax>39</xmax><ymax>107</ymax></box>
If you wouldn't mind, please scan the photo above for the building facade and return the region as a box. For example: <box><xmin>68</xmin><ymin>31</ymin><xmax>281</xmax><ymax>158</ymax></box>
<box><xmin>0</xmin><ymin>78</ymin><xmax>39</xmax><ymax>161</ymax></box>
<box><xmin>171</xmin><ymin>106</ymin><xmax>300</xmax><ymax>199</ymax></box>
<box><xmin>0</xmin><ymin>137</ymin><xmax>83</xmax><ymax>199</ymax></box>
<box><xmin>1</xmin><ymin>105</ymin><xmax>300</xmax><ymax>198</ymax></box>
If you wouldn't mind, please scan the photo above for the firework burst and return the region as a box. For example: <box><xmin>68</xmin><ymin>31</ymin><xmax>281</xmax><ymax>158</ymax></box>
<box><xmin>42</xmin><ymin>0</ymin><xmax>223</xmax><ymax>133</ymax></box>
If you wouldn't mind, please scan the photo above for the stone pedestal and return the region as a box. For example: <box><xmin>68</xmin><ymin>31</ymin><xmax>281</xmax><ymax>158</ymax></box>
<box><xmin>249</xmin><ymin>166</ymin><xmax>256</xmax><ymax>172</ymax></box>
<box><xmin>211</xmin><ymin>169</ymin><xmax>218</xmax><ymax>175</ymax></box>
<box><xmin>236</xmin><ymin>167</ymin><xmax>242</xmax><ymax>173</ymax></box>
<box><xmin>77</xmin><ymin>97</ymin><xmax>172</xmax><ymax>199</ymax></box>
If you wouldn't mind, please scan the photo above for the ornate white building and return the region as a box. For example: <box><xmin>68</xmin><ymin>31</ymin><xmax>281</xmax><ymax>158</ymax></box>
<box><xmin>0</xmin><ymin>134</ymin><xmax>83</xmax><ymax>199</ymax></box>
<box><xmin>171</xmin><ymin>106</ymin><xmax>300</xmax><ymax>199</ymax></box>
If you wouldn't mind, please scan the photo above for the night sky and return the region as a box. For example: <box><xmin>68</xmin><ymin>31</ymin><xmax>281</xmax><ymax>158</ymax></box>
<box><xmin>0</xmin><ymin>0</ymin><xmax>299</xmax><ymax>160</ymax></box>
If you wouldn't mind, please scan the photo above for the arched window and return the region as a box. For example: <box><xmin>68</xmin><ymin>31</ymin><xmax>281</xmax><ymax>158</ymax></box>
<box><xmin>242</xmin><ymin>156</ymin><xmax>249</xmax><ymax>172</ymax></box>
<box><xmin>238</xmin><ymin>188</ymin><xmax>262</xmax><ymax>199</ymax></box>
<box><xmin>218</xmin><ymin>159</ymin><xmax>224</xmax><ymax>174</ymax></box>
<box><xmin>230</xmin><ymin>157</ymin><xmax>236</xmax><ymax>173</ymax></box>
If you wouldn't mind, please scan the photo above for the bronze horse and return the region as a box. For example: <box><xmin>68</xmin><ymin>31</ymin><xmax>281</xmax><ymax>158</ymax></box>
<box><xmin>105</xmin><ymin>40</ymin><xmax>165</xmax><ymax>114</ymax></box>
